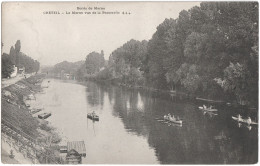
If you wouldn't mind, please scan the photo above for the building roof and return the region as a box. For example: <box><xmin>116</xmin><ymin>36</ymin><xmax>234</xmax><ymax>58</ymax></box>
<box><xmin>66</xmin><ymin>149</ymin><xmax>80</xmax><ymax>157</ymax></box>
<box><xmin>67</xmin><ymin>141</ymin><xmax>86</xmax><ymax>156</ymax></box>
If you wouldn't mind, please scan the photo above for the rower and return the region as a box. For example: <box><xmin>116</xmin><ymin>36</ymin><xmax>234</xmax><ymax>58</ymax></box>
<box><xmin>247</xmin><ymin>117</ymin><xmax>252</xmax><ymax>124</ymax></box>
<box><xmin>238</xmin><ymin>114</ymin><xmax>242</xmax><ymax>121</ymax></box>
<box><xmin>171</xmin><ymin>114</ymin><xmax>175</xmax><ymax>120</ymax></box>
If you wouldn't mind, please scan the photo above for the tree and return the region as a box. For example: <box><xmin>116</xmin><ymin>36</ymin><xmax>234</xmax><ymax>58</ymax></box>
<box><xmin>2</xmin><ymin>53</ymin><xmax>14</xmax><ymax>78</ymax></box>
<box><xmin>222</xmin><ymin>62</ymin><xmax>253</xmax><ymax>105</ymax></box>
<box><xmin>85</xmin><ymin>51</ymin><xmax>105</xmax><ymax>74</ymax></box>
<box><xmin>9</xmin><ymin>46</ymin><xmax>16</xmax><ymax>65</ymax></box>
<box><xmin>14</xmin><ymin>40</ymin><xmax>21</xmax><ymax>65</ymax></box>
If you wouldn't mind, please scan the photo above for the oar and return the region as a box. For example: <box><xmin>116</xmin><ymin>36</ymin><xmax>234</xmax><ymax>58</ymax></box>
<box><xmin>157</xmin><ymin>120</ymin><xmax>165</xmax><ymax>122</ymax></box>
<box><xmin>92</xmin><ymin>121</ymin><xmax>96</xmax><ymax>136</ymax></box>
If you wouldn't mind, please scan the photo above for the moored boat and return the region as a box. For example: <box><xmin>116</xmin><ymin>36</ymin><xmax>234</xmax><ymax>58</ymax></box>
<box><xmin>232</xmin><ymin>116</ymin><xmax>257</xmax><ymax>125</ymax></box>
<box><xmin>87</xmin><ymin>113</ymin><xmax>99</xmax><ymax>121</ymax></box>
<box><xmin>38</xmin><ymin>112</ymin><xmax>52</xmax><ymax>119</ymax></box>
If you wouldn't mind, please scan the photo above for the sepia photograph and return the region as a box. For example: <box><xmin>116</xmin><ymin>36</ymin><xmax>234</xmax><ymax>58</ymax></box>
<box><xmin>1</xmin><ymin>1</ymin><xmax>258</xmax><ymax>164</ymax></box>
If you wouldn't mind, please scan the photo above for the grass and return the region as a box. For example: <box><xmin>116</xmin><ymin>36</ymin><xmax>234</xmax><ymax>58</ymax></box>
<box><xmin>1</xmin><ymin>74</ymin><xmax>62</xmax><ymax>164</ymax></box>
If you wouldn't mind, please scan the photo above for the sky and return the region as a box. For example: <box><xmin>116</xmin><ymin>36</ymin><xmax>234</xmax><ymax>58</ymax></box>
<box><xmin>2</xmin><ymin>2</ymin><xmax>200</xmax><ymax>66</ymax></box>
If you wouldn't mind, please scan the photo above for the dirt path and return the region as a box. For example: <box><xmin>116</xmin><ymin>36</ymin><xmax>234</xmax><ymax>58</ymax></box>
<box><xmin>1</xmin><ymin>148</ymin><xmax>20</xmax><ymax>164</ymax></box>
<box><xmin>1</xmin><ymin>139</ymin><xmax>36</xmax><ymax>164</ymax></box>
<box><xmin>1</xmin><ymin>73</ymin><xmax>34</xmax><ymax>88</ymax></box>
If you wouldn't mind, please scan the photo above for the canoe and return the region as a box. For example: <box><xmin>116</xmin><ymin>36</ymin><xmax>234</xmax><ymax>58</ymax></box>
<box><xmin>87</xmin><ymin>113</ymin><xmax>99</xmax><ymax>121</ymax></box>
<box><xmin>163</xmin><ymin>115</ymin><xmax>182</xmax><ymax>124</ymax></box>
<box><xmin>198</xmin><ymin>106</ymin><xmax>218</xmax><ymax>112</ymax></box>
<box><xmin>38</xmin><ymin>112</ymin><xmax>52</xmax><ymax>119</ymax></box>
<box><xmin>232</xmin><ymin>116</ymin><xmax>257</xmax><ymax>125</ymax></box>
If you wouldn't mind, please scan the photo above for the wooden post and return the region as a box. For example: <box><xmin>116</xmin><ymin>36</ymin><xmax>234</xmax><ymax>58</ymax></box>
<box><xmin>4</xmin><ymin>131</ymin><xmax>6</xmax><ymax>142</ymax></box>
<box><xmin>34</xmin><ymin>149</ymin><xmax>37</xmax><ymax>163</ymax></box>
<box><xmin>26</xmin><ymin>145</ymin><xmax>28</xmax><ymax>158</ymax></box>
<box><xmin>46</xmin><ymin>151</ymin><xmax>48</xmax><ymax>164</ymax></box>
<box><xmin>10</xmin><ymin>135</ymin><xmax>13</xmax><ymax>148</ymax></box>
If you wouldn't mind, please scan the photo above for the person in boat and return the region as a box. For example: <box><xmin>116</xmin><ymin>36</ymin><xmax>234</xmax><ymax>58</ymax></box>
<box><xmin>203</xmin><ymin>104</ymin><xmax>206</xmax><ymax>109</ymax></box>
<box><xmin>176</xmin><ymin>116</ymin><xmax>180</xmax><ymax>121</ymax></box>
<box><xmin>237</xmin><ymin>114</ymin><xmax>242</xmax><ymax>121</ymax></box>
<box><xmin>209</xmin><ymin>105</ymin><xmax>213</xmax><ymax>109</ymax></box>
<box><xmin>170</xmin><ymin>114</ymin><xmax>175</xmax><ymax>121</ymax></box>
<box><xmin>92</xmin><ymin>111</ymin><xmax>96</xmax><ymax>116</ymax></box>
<box><xmin>247</xmin><ymin>117</ymin><xmax>252</xmax><ymax>124</ymax></box>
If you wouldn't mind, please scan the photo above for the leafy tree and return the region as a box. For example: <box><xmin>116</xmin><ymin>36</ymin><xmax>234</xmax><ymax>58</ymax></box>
<box><xmin>85</xmin><ymin>51</ymin><xmax>105</xmax><ymax>74</ymax></box>
<box><xmin>15</xmin><ymin>40</ymin><xmax>21</xmax><ymax>65</ymax></box>
<box><xmin>2</xmin><ymin>53</ymin><xmax>14</xmax><ymax>78</ymax></box>
<box><xmin>9</xmin><ymin>46</ymin><xmax>16</xmax><ymax>65</ymax></box>
<box><xmin>223</xmin><ymin>62</ymin><xmax>251</xmax><ymax>104</ymax></box>
<box><xmin>77</xmin><ymin>2</ymin><xmax>258</xmax><ymax>105</ymax></box>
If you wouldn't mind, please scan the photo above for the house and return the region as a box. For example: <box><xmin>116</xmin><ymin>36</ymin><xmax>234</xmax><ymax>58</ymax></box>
<box><xmin>66</xmin><ymin>149</ymin><xmax>82</xmax><ymax>164</ymax></box>
<box><xmin>67</xmin><ymin>141</ymin><xmax>86</xmax><ymax>157</ymax></box>
<box><xmin>18</xmin><ymin>66</ymin><xmax>25</xmax><ymax>74</ymax></box>
<box><xmin>64</xmin><ymin>73</ymin><xmax>70</xmax><ymax>79</ymax></box>
<box><xmin>10</xmin><ymin>65</ymin><xmax>17</xmax><ymax>78</ymax></box>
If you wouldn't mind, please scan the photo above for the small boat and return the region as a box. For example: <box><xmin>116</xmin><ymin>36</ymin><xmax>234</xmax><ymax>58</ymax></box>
<box><xmin>232</xmin><ymin>116</ymin><xmax>257</xmax><ymax>125</ymax></box>
<box><xmin>163</xmin><ymin>115</ymin><xmax>182</xmax><ymax>124</ymax></box>
<box><xmin>59</xmin><ymin>146</ymin><xmax>68</xmax><ymax>153</ymax></box>
<box><xmin>169</xmin><ymin>90</ymin><xmax>176</xmax><ymax>94</ymax></box>
<box><xmin>38</xmin><ymin>112</ymin><xmax>52</xmax><ymax>119</ymax></box>
<box><xmin>203</xmin><ymin>111</ymin><xmax>218</xmax><ymax>117</ymax></box>
<box><xmin>198</xmin><ymin>105</ymin><xmax>218</xmax><ymax>112</ymax></box>
<box><xmin>87</xmin><ymin>113</ymin><xmax>99</xmax><ymax>121</ymax></box>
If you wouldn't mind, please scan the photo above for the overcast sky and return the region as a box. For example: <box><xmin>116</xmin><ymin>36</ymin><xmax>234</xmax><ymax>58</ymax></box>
<box><xmin>2</xmin><ymin>2</ymin><xmax>200</xmax><ymax>66</ymax></box>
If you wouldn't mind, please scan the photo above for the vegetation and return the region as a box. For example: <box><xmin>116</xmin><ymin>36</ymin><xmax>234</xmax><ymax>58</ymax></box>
<box><xmin>85</xmin><ymin>51</ymin><xmax>105</xmax><ymax>74</ymax></box>
<box><xmin>78</xmin><ymin>2</ymin><xmax>258</xmax><ymax>106</ymax></box>
<box><xmin>52</xmin><ymin>60</ymin><xmax>84</xmax><ymax>74</ymax></box>
<box><xmin>2</xmin><ymin>40</ymin><xmax>40</xmax><ymax>78</ymax></box>
<box><xmin>2</xmin><ymin>74</ymin><xmax>62</xmax><ymax>163</ymax></box>
<box><xmin>2</xmin><ymin>53</ymin><xmax>14</xmax><ymax>78</ymax></box>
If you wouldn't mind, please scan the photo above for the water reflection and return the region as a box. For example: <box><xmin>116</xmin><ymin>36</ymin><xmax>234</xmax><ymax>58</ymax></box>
<box><xmin>87</xmin><ymin>82</ymin><xmax>257</xmax><ymax>164</ymax></box>
<box><xmin>38</xmin><ymin>80</ymin><xmax>257</xmax><ymax>164</ymax></box>
<box><xmin>86</xmin><ymin>82</ymin><xmax>104</xmax><ymax>108</ymax></box>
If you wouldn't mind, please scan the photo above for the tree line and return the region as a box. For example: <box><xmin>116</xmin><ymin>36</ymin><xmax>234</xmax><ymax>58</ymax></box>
<box><xmin>78</xmin><ymin>2</ymin><xmax>258</xmax><ymax>106</ymax></box>
<box><xmin>2</xmin><ymin>40</ymin><xmax>40</xmax><ymax>78</ymax></box>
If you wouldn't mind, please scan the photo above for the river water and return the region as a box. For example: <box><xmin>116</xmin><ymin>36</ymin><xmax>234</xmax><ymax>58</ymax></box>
<box><xmin>35</xmin><ymin>79</ymin><xmax>258</xmax><ymax>164</ymax></box>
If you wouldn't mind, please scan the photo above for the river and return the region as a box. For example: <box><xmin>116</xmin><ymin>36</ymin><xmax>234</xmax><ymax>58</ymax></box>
<box><xmin>35</xmin><ymin>79</ymin><xmax>258</xmax><ymax>164</ymax></box>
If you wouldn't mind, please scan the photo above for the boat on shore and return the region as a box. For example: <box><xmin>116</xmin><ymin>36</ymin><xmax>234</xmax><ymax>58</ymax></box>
<box><xmin>163</xmin><ymin>115</ymin><xmax>182</xmax><ymax>124</ymax></box>
<box><xmin>87</xmin><ymin>113</ymin><xmax>99</xmax><ymax>121</ymax></box>
<box><xmin>232</xmin><ymin>116</ymin><xmax>257</xmax><ymax>125</ymax></box>
<box><xmin>38</xmin><ymin>112</ymin><xmax>52</xmax><ymax>119</ymax></box>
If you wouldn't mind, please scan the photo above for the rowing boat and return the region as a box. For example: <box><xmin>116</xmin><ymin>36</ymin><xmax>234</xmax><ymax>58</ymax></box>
<box><xmin>232</xmin><ymin>116</ymin><xmax>257</xmax><ymax>125</ymax></box>
<box><xmin>163</xmin><ymin>115</ymin><xmax>182</xmax><ymax>124</ymax></box>
<box><xmin>87</xmin><ymin>113</ymin><xmax>99</xmax><ymax>121</ymax></box>
<box><xmin>38</xmin><ymin>112</ymin><xmax>52</xmax><ymax>119</ymax></box>
<box><xmin>198</xmin><ymin>106</ymin><xmax>218</xmax><ymax>112</ymax></box>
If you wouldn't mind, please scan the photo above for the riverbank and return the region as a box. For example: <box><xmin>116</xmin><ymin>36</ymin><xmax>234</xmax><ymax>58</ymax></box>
<box><xmin>1</xmin><ymin>74</ymin><xmax>62</xmax><ymax>164</ymax></box>
<box><xmin>82</xmin><ymin>76</ymin><xmax>257</xmax><ymax>110</ymax></box>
